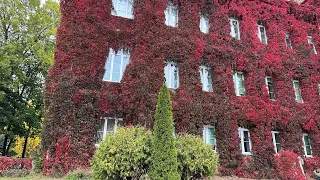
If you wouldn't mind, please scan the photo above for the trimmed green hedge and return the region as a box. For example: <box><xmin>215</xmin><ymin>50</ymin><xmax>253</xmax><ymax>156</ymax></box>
<box><xmin>176</xmin><ymin>134</ymin><xmax>219</xmax><ymax>180</ymax></box>
<box><xmin>91</xmin><ymin>127</ymin><xmax>152</xmax><ymax>180</ymax></box>
<box><xmin>91</xmin><ymin>127</ymin><xmax>219</xmax><ymax>180</ymax></box>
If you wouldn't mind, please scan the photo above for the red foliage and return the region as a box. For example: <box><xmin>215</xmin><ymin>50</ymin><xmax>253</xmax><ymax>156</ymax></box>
<box><xmin>43</xmin><ymin>0</ymin><xmax>320</xmax><ymax>178</ymax></box>
<box><xmin>0</xmin><ymin>157</ymin><xmax>32</xmax><ymax>171</ymax></box>
<box><xmin>305</xmin><ymin>157</ymin><xmax>320</xmax><ymax>176</ymax></box>
<box><xmin>274</xmin><ymin>151</ymin><xmax>306</xmax><ymax>180</ymax></box>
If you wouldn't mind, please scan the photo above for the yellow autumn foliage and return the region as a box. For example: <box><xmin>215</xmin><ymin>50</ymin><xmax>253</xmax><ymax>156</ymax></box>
<box><xmin>13</xmin><ymin>136</ymin><xmax>41</xmax><ymax>158</ymax></box>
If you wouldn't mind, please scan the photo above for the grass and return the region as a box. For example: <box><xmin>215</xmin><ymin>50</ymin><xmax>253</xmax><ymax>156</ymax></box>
<box><xmin>0</xmin><ymin>172</ymin><xmax>64</xmax><ymax>180</ymax></box>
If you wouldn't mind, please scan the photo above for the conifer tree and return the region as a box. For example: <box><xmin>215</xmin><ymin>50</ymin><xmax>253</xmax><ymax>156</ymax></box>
<box><xmin>149</xmin><ymin>84</ymin><xmax>180</xmax><ymax>180</ymax></box>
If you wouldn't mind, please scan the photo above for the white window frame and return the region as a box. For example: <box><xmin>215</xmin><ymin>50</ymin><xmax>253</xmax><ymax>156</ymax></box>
<box><xmin>95</xmin><ymin>117</ymin><xmax>123</xmax><ymax>146</ymax></box>
<box><xmin>103</xmin><ymin>48</ymin><xmax>130</xmax><ymax>82</ymax></box>
<box><xmin>229</xmin><ymin>18</ymin><xmax>240</xmax><ymax>40</ymax></box>
<box><xmin>111</xmin><ymin>0</ymin><xmax>134</xmax><ymax>19</ymax></box>
<box><xmin>164</xmin><ymin>61</ymin><xmax>179</xmax><ymax>89</ymax></box>
<box><xmin>285</xmin><ymin>32</ymin><xmax>293</xmax><ymax>49</ymax></box>
<box><xmin>233</xmin><ymin>72</ymin><xmax>245</xmax><ymax>96</ymax></box>
<box><xmin>258</xmin><ymin>24</ymin><xmax>268</xmax><ymax>44</ymax></box>
<box><xmin>293</xmin><ymin>80</ymin><xmax>303</xmax><ymax>103</ymax></box>
<box><xmin>199</xmin><ymin>65</ymin><xmax>213</xmax><ymax>92</ymax></box>
<box><xmin>318</xmin><ymin>84</ymin><xmax>320</xmax><ymax>95</ymax></box>
<box><xmin>165</xmin><ymin>3</ymin><xmax>178</xmax><ymax>27</ymax></box>
<box><xmin>302</xmin><ymin>133</ymin><xmax>312</xmax><ymax>157</ymax></box>
<box><xmin>238</xmin><ymin>127</ymin><xmax>252</xmax><ymax>155</ymax></box>
<box><xmin>271</xmin><ymin>131</ymin><xmax>281</xmax><ymax>153</ymax></box>
<box><xmin>200</xmin><ymin>14</ymin><xmax>209</xmax><ymax>34</ymax></box>
<box><xmin>203</xmin><ymin>125</ymin><xmax>216</xmax><ymax>151</ymax></box>
<box><xmin>265</xmin><ymin>76</ymin><xmax>276</xmax><ymax>100</ymax></box>
<box><xmin>307</xmin><ymin>36</ymin><xmax>317</xmax><ymax>54</ymax></box>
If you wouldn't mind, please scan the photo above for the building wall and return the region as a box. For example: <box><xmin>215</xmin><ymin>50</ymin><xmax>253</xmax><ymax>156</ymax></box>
<box><xmin>43</xmin><ymin>0</ymin><xmax>320</xmax><ymax>178</ymax></box>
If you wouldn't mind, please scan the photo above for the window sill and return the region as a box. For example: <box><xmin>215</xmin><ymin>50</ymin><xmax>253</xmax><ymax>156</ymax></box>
<box><xmin>168</xmin><ymin>87</ymin><xmax>178</xmax><ymax>90</ymax></box>
<box><xmin>111</xmin><ymin>14</ymin><xmax>134</xmax><ymax>20</ymax></box>
<box><xmin>305</xmin><ymin>155</ymin><xmax>313</xmax><ymax>158</ymax></box>
<box><xmin>203</xmin><ymin>90</ymin><xmax>213</xmax><ymax>93</ymax></box>
<box><xmin>242</xmin><ymin>152</ymin><xmax>252</xmax><ymax>156</ymax></box>
<box><xmin>236</xmin><ymin>95</ymin><xmax>246</xmax><ymax>97</ymax></box>
<box><xmin>212</xmin><ymin>149</ymin><xmax>217</xmax><ymax>153</ymax></box>
<box><xmin>102</xmin><ymin>80</ymin><xmax>121</xmax><ymax>83</ymax></box>
<box><xmin>200</xmin><ymin>31</ymin><xmax>209</xmax><ymax>34</ymax></box>
<box><xmin>94</xmin><ymin>144</ymin><xmax>100</xmax><ymax>148</ymax></box>
<box><xmin>166</xmin><ymin>24</ymin><xmax>178</xmax><ymax>28</ymax></box>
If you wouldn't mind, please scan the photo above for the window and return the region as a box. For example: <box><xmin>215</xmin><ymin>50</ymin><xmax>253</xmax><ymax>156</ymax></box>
<box><xmin>200</xmin><ymin>14</ymin><xmax>209</xmax><ymax>33</ymax></box>
<box><xmin>238</xmin><ymin>127</ymin><xmax>252</xmax><ymax>155</ymax></box>
<box><xmin>258</xmin><ymin>24</ymin><xmax>268</xmax><ymax>44</ymax></box>
<box><xmin>96</xmin><ymin>117</ymin><xmax>124</xmax><ymax>143</ymax></box>
<box><xmin>318</xmin><ymin>84</ymin><xmax>320</xmax><ymax>95</ymax></box>
<box><xmin>103</xmin><ymin>48</ymin><xmax>130</xmax><ymax>82</ymax></box>
<box><xmin>111</xmin><ymin>0</ymin><xmax>134</xmax><ymax>19</ymax></box>
<box><xmin>164</xmin><ymin>61</ymin><xmax>179</xmax><ymax>89</ymax></box>
<box><xmin>199</xmin><ymin>66</ymin><xmax>213</xmax><ymax>92</ymax></box>
<box><xmin>285</xmin><ymin>32</ymin><xmax>293</xmax><ymax>49</ymax></box>
<box><xmin>307</xmin><ymin>36</ymin><xmax>317</xmax><ymax>54</ymax></box>
<box><xmin>165</xmin><ymin>3</ymin><xmax>178</xmax><ymax>27</ymax></box>
<box><xmin>265</xmin><ymin>77</ymin><xmax>276</xmax><ymax>100</ymax></box>
<box><xmin>233</xmin><ymin>72</ymin><xmax>245</xmax><ymax>96</ymax></box>
<box><xmin>203</xmin><ymin>126</ymin><xmax>216</xmax><ymax>150</ymax></box>
<box><xmin>302</xmin><ymin>134</ymin><xmax>312</xmax><ymax>157</ymax></box>
<box><xmin>229</xmin><ymin>18</ymin><xmax>240</xmax><ymax>40</ymax></box>
<box><xmin>271</xmin><ymin>131</ymin><xmax>281</xmax><ymax>153</ymax></box>
<box><xmin>293</xmin><ymin>80</ymin><xmax>303</xmax><ymax>103</ymax></box>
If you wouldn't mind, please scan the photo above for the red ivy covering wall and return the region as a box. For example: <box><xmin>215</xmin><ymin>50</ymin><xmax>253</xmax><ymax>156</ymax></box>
<box><xmin>274</xmin><ymin>151</ymin><xmax>306</xmax><ymax>179</ymax></box>
<box><xmin>43</xmin><ymin>0</ymin><xmax>320</xmax><ymax>178</ymax></box>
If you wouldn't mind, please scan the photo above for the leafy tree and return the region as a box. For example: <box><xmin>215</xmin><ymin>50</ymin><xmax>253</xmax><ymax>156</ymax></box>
<box><xmin>149</xmin><ymin>84</ymin><xmax>180</xmax><ymax>180</ymax></box>
<box><xmin>0</xmin><ymin>0</ymin><xmax>60</xmax><ymax>156</ymax></box>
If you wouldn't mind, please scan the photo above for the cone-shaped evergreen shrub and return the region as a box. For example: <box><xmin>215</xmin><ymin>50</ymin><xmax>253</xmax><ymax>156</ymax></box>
<box><xmin>149</xmin><ymin>85</ymin><xmax>180</xmax><ymax>180</ymax></box>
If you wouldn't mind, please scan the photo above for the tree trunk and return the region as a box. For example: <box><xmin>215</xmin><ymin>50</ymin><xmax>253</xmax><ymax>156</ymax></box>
<box><xmin>22</xmin><ymin>130</ymin><xmax>29</xmax><ymax>158</ymax></box>
<box><xmin>2</xmin><ymin>134</ymin><xmax>8</xmax><ymax>156</ymax></box>
<box><xmin>6</xmin><ymin>137</ymin><xmax>13</xmax><ymax>155</ymax></box>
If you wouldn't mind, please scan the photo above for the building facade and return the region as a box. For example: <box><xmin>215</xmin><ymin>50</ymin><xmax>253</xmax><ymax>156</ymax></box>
<box><xmin>43</xmin><ymin>0</ymin><xmax>320</xmax><ymax>178</ymax></box>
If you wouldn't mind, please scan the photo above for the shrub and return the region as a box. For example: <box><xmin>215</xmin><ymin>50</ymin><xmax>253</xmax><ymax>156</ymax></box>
<box><xmin>0</xmin><ymin>156</ymin><xmax>32</xmax><ymax>171</ymax></box>
<box><xmin>149</xmin><ymin>84</ymin><xmax>180</xmax><ymax>180</ymax></box>
<box><xmin>176</xmin><ymin>134</ymin><xmax>219</xmax><ymax>180</ymax></box>
<box><xmin>274</xmin><ymin>150</ymin><xmax>306</xmax><ymax>180</ymax></box>
<box><xmin>13</xmin><ymin>136</ymin><xmax>41</xmax><ymax>158</ymax></box>
<box><xmin>0</xmin><ymin>157</ymin><xmax>32</xmax><ymax>177</ymax></box>
<box><xmin>33</xmin><ymin>147</ymin><xmax>43</xmax><ymax>173</ymax></box>
<box><xmin>65</xmin><ymin>169</ymin><xmax>92</xmax><ymax>180</ymax></box>
<box><xmin>91</xmin><ymin>127</ymin><xmax>152</xmax><ymax>179</ymax></box>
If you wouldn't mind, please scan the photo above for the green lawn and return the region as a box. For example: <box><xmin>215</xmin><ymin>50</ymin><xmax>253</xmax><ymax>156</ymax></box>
<box><xmin>0</xmin><ymin>172</ymin><xmax>64</xmax><ymax>180</ymax></box>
